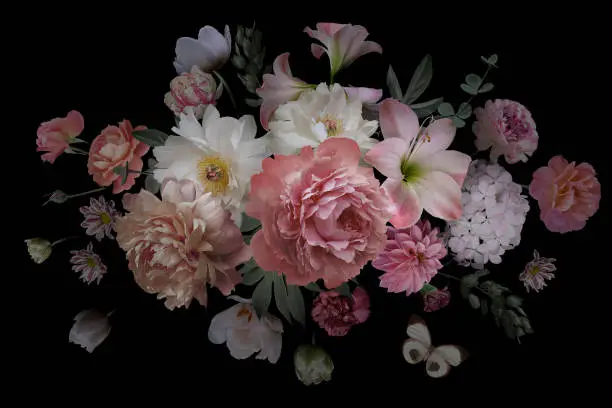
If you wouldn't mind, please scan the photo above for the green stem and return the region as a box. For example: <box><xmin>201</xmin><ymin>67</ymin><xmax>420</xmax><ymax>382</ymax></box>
<box><xmin>437</xmin><ymin>271</ymin><xmax>490</xmax><ymax>297</ymax></box>
<box><xmin>51</xmin><ymin>236</ymin><xmax>80</xmax><ymax>247</ymax></box>
<box><xmin>67</xmin><ymin>187</ymin><xmax>107</xmax><ymax>199</ymax></box>
<box><xmin>329</xmin><ymin>71</ymin><xmax>335</xmax><ymax>86</ymax></box>
<box><xmin>213</xmin><ymin>70</ymin><xmax>237</xmax><ymax>109</ymax></box>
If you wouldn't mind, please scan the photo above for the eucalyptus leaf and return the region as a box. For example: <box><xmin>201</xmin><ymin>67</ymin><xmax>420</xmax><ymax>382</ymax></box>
<box><xmin>500</xmin><ymin>311</ymin><xmax>516</xmax><ymax>339</ymax></box>
<box><xmin>273</xmin><ymin>273</ymin><xmax>292</xmax><ymax>323</ymax></box>
<box><xmin>461</xmin><ymin>273</ymin><xmax>479</xmax><ymax>288</ymax></box>
<box><xmin>132</xmin><ymin>129</ymin><xmax>168</xmax><ymax>147</ymax></box>
<box><xmin>468</xmin><ymin>294</ymin><xmax>481</xmax><ymax>309</ymax></box>
<box><xmin>404</xmin><ymin>54</ymin><xmax>432</xmax><ymax>104</ymax></box>
<box><xmin>245</xmin><ymin>98</ymin><xmax>262</xmax><ymax>107</ymax></box>
<box><xmin>245</xmin><ymin>61</ymin><xmax>260</xmax><ymax>76</ymax></box>
<box><xmin>488</xmin><ymin>54</ymin><xmax>498</xmax><ymax>65</ymax></box>
<box><xmin>451</xmin><ymin>117</ymin><xmax>466</xmax><ymax>128</ymax></box>
<box><xmin>410</xmin><ymin>97</ymin><xmax>444</xmax><ymax>118</ymax></box>
<box><xmin>459</xmin><ymin>282</ymin><xmax>471</xmax><ymax>300</ymax></box>
<box><xmin>334</xmin><ymin>282</ymin><xmax>351</xmax><ymax>297</ymax></box>
<box><xmin>479</xmin><ymin>83</ymin><xmax>494</xmax><ymax>93</ymax></box>
<box><xmin>386</xmin><ymin>65</ymin><xmax>402</xmax><ymax>100</ymax></box>
<box><xmin>456</xmin><ymin>102</ymin><xmax>472</xmax><ymax>119</ymax></box>
<box><xmin>460</xmin><ymin>83</ymin><xmax>478</xmax><ymax>95</ymax></box>
<box><xmin>465</xmin><ymin>73</ymin><xmax>482</xmax><ymax>89</ymax></box>
<box><xmin>481</xmin><ymin>56</ymin><xmax>490</xmax><ymax>64</ymax></box>
<box><xmin>515</xmin><ymin>327</ymin><xmax>525</xmax><ymax>338</ymax></box>
<box><xmin>505</xmin><ymin>295</ymin><xmax>523</xmax><ymax>308</ymax></box>
<box><xmin>242</xmin><ymin>266</ymin><xmax>265</xmax><ymax>286</ymax></box>
<box><xmin>474</xmin><ymin>269</ymin><xmax>490</xmax><ymax>279</ymax></box>
<box><xmin>437</xmin><ymin>102</ymin><xmax>454</xmax><ymax>116</ymax></box>
<box><xmin>520</xmin><ymin>317</ymin><xmax>533</xmax><ymax>333</ymax></box>
<box><xmin>305</xmin><ymin>282</ymin><xmax>323</xmax><ymax>292</ymax></box>
<box><xmin>232</xmin><ymin>55</ymin><xmax>246</xmax><ymax>69</ymax></box>
<box><xmin>240</xmin><ymin>213</ymin><xmax>261</xmax><ymax>233</ymax></box>
<box><xmin>287</xmin><ymin>284</ymin><xmax>306</xmax><ymax>326</ymax></box>
<box><xmin>515</xmin><ymin>306</ymin><xmax>527</xmax><ymax>317</ymax></box>
<box><xmin>481</xmin><ymin>300</ymin><xmax>489</xmax><ymax>316</ymax></box>
<box><xmin>252</xmin><ymin>273</ymin><xmax>273</xmax><ymax>317</ymax></box>
<box><xmin>420</xmin><ymin>283</ymin><xmax>437</xmax><ymax>294</ymax></box>
<box><xmin>144</xmin><ymin>174</ymin><xmax>161</xmax><ymax>194</ymax></box>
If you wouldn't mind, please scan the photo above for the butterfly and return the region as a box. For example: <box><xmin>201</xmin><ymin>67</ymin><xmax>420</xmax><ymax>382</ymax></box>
<box><xmin>402</xmin><ymin>315</ymin><xmax>468</xmax><ymax>378</ymax></box>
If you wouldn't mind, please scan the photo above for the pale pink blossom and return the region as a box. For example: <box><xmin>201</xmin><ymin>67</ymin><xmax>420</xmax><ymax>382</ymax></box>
<box><xmin>372</xmin><ymin>220</ymin><xmax>447</xmax><ymax>296</ymax></box>
<box><xmin>115</xmin><ymin>178</ymin><xmax>251</xmax><ymax>310</ymax></box>
<box><xmin>529</xmin><ymin>155</ymin><xmax>601</xmax><ymax>233</ymax></box>
<box><xmin>69</xmin><ymin>309</ymin><xmax>111</xmax><ymax>353</ymax></box>
<box><xmin>246</xmin><ymin>138</ymin><xmax>391</xmax><ymax>289</ymax></box>
<box><xmin>304</xmin><ymin>23</ymin><xmax>382</xmax><ymax>76</ymax></box>
<box><xmin>473</xmin><ymin>99</ymin><xmax>538</xmax><ymax>164</ymax></box>
<box><xmin>519</xmin><ymin>250</ymin><xmax>556</xmax><ymax>292</ymax></box>
<box><xmin>36</xmin><ymin>110</ymin><xmax>84</xmax><ymax>163</ymax></box>
<box><xmin>344</xmin><ymin>86</ymin><xmax>383</xmax><ymax>120</ymax></box>
<box><xmin>69</xmin><ymin>242</ymin><xmax>108</xmax><ymax>285</ymax></box>
<box><xmin>79</xmin><ymin>196</ymin><xmax>121</xmax><ymax>241</ymax></box>
<box><xmin>365</xmin><ymin>99</ymin><xmax>471</xmax><ymax>228</ymax></box>
<box><xmin>256</xmin><ymin>53</ymin><xmax>312</xmax><ymax>130</ymax></box>
<box><xmin>87</xmin><ymin>120</ymin><xmax>149</xmax><ymax>194</ymax></box>
<box><xmin>174</xmin><ymin>25</ymin><xmax>231</xmax><ymax>74</ymax></box>
<box><xmin>311</xmin><ymin>287</ymin><xmax>370</xmax><ymax>336</ymax></box>
<box><xmin>422</xmin><ymin>287</ymin><xmax>451</xmax><ymax>312</ymax></box>
<box><xmin>164</xmin><ymin>66</ymin><xmax>220</xmax><ymax>118</ymax></box>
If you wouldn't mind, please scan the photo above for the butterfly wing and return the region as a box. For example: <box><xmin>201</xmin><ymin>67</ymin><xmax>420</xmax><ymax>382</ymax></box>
<box><xmin>406</xmin><ymin>315</ymin><xmax>431</xmax><ymax>347</ymax></box>
<box><xmin>402</xmin><ymin>338</ymin><xmax>429</xmax><ymax>364</ymax></box>
<box><xmin>425</xmin><ymin>345</ymin><xmax>468</xmax><ymax>378</ymax></box>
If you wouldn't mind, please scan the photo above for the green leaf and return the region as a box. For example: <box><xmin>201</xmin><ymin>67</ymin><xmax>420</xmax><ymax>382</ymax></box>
<box><xmin>252</xmin><ymin>30</ymin><xmax>263</xmax><ymax>52</ymax></box>
<box><xmin>481</xmin><ymin>300</ymin><xmax>489</xmax><ymax>316</ymax></box>
<box><xmin>305</xmin><ymin>282</ymin><xmax>323</xmax><ymax>292</ymax></box>
<box><xmin>479</xmin><ymin>83</ymin><xmax>494</xmax><ymax>93</ymax></box>
<box><xmin>240</xmin><ymin>213</ymin><xmax>261</xmax><ymax>233</ymax></box>
<box><xmin>70</xmin><ymin>137</ymin><xmax>88</xmax><ymax>144</ymax></box>
<box><xmin>232</xmin><ymin>55</ymin><xmax>246</xmax><ymax>69</ymax></box>
<box><xmin>488</xmin><ymin>54</ymin><xmax>498</xmax><ymax>65</ymax></box>
<box><xmin>481</xmin><ymin>56</ymin><xmax>490</xmax><ymax>65</ymax></box>
<box><xmin>273</xmin><ymin>273</ymin><xmax>292</xmax><ymax>323</ymax></box>
<box><xmin>456</xmin><ymin>102</ymin><xmax>472</xmax><ymax>119</ymax></box>
<box><xmin>437</xmin><ymin>102</ymin><xmax>454</xmax><ymax>116</ymax></box>
<box><xmin>500</xmin><ymin>310</ymin><xmax>516</xmax><ymax>339</ymax></box>
<box><xmin>245</xmin><ymin>98</ymin><xmax>262</xmax><ymax>107</ymax></box>
<box><xmin>144</xmin><ymin>175</ymin><xmax>161</xmax><ymax>194</ymax></box>
<box><xmin>410</xmin><ymin>97</ymin><xmax>444</xmax><ymax>118</ymax></box>
<box><xmin>461</xmin><ymin>273</ymin><xmax>479</xmax><ymax>288</ymax></box>
<box><xmin>240</xmin><ymin>258</ymin><xmax>258</xmax><ymax>274</ymax></box>
<box><xmin>386</xmin><ymin>65</ymin><xmax>402</xmax><ymax>100</ymax></box>
<box><xmin>236</xmin><ymin>26</ymin><xmax>244</xmax><ymax>45</ymax></box>
<box><xmin>468</xmin><ymin>294</ymin><xmax>480</xmax><ymax>309</ymax></box>
<box><xmin>132</xmin><ymin>129</ymin><xmax>168</xmax><ymax>147</ymax></box>
<box><xmin>460</xmin><ymin>83</ymin><xmax>478</xmax><ymax>96</ymax></box>
<box><xmin>519</xmin><ymin>317</ymin><xmax>533</xmax><ymax>333</ymax></box>
<box><xmin>465</xmin><ymin>74</ymin><xmax>482</xmax><ymax>89</ymax></box>
<box><xmin>243</xmin><ymin>232</ymin><xmax>255</xmax><ymax>245</ymax></box>
<box><xmin>287</xmin><ymin>284</ymin><xmax>306</xmax><ymax>326</ymax></box>
<box><xmin>420</xmin><ymin>283</ymin><xmax>437</xmax><ymax>294</ymax></box>
<box><xmin>252</xmin><ymin>273</ymin><xmax>273</xmax><ymax>317</ymax></box>
<box><xmin>451</xmin><ymin>117</ymin><xmax>466</xmax><ymax>128</ymax></box>
<box><xmin>333</xmin><ymin>282</ymin><xmax>351</xmax><ymax>297</ymax></box>
<box><xmin>505</xmin><ymin>295</ymin><xmax>523</xmax><ymax>308</ymax></box>
<box><xmin>404</xmin><ymin>54</ymin><xmax>433</xmax><ymax>104</ymax></box>
<box><xmin>147</xmin><ymin>157</ymin><xmax>158</xmax><ymax>168</ymax></box>
<box><xmin>245</xmin><ymin>61</ymin><xmax>260</xmax><ymax>76</ymax></box>
<box><xmin>113</xmin><ymin>165</ymin><xmax>128</xmax><ymax>185</ymax></box>
<box><xmin>242</xmin><ymin>266</ymin><xmax>265</xmax><ymax>286</ymax></box>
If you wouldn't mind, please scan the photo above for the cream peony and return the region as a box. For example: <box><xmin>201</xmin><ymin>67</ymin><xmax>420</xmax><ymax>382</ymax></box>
<box><xmin>268</xmin><ymin>83</ymin><xmax>378</xmax><ymax>155</ymax></box>
<box><xmin>153</xmin><ymin>106</ymin><xmax>269</xmax><ymax>226</ymax></box>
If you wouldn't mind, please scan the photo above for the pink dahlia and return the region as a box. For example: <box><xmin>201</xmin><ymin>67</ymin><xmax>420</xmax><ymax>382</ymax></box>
<box><xmin>69</xmin><ymin>242</ymin><xmax>108</xmax><ymax>285</ymax></box>
<box><xmin>529</xmin><ymin>155</ymin><xmax>601</xmax><ymax>233</ymax></box>
<box><xmin>519</xmin><ymin>250</ymin><xmax>556</xmax><ymax>293</ymax></box>
<box><xmin>311</xmin><ymin>287</ymin><xmax>370</xmax><ymax>336</ymax></box>
<box><xmin>473</xmin><ymin>99</ymin><xmax>538</xmax><ymax>164</ymax></box>
<box><xmin>372</xmin><ymin>220</ymin><xmax>447</xmax><ymax>295</ymax></box>
<box><xmin>246</xmin><ymin>137</ymin><xmax>391</xmax><ymax>289</ymax></box>
<box><xmin>36</xmin><ymin>110</ymin><xmax>84</xmax><ymax>163</ymax></box>
<box><xmin>422</xmin><ymin>287</ymin><xmax>451</xmax><ymax>312</ymax></box>
<box><xmin>115</xmin><ymin>178</ymin><xmax>251</xmax><ymax>310</ymax></box>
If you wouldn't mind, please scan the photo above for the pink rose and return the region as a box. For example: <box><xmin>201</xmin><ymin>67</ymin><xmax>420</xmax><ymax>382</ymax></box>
<box><xmin>311</xmin><ymin>287</ymin><xmax>370</xmax><ymax>336</ymax></box>
<box><xmin>164</xmin><ymin>66</ymin><xmax>220</xmax><ymax>119</ymax></box>
<box><xmin>88</xmin><ymin>120</ymin><xmax>149</xmax><ymax>194</ymax></box>
<box><xmin>115</xmin><ymin>178</ymin><xmax>251</xmax><ymax>310</ymax></box>
<box><xmin>529</xmin><ymin>155</ymin><xmax>601</xmax><ymax>233</ymax></box>
<box><xmin>422</xmin><ymin>287</ymin><xmax>451</xmax><ymax>312</ymax></box>
<box><xmin>246</xmin><ymin>138</ymin><xmax>391</xmax><ymax>288</ymax></box>
<box><xmin>36</xmin><ymin>110</ymin><xmax>84</xmax><ymax>163</ymax></box>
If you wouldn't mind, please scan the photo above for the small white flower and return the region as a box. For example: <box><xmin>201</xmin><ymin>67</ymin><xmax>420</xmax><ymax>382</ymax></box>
<box><xmin>69</xmin><ymin>309</ymin><xmax>111</xmax><ymax>353</ymax></box>
<box><xmin>79</xmin><ymin>196</ymin><xmax>121</xmax><ymax>241</ymax></box>
<box><xmin>25</xmin><ymin>238</ymin><xmax>52</xmax><ymax>264</ymax></box>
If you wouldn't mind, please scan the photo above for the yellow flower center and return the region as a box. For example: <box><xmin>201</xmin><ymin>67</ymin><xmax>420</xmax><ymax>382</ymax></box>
<box><xmin>529</xmin><ymin>266</ymin><xmax>540</xmax><ymax>276</ymax></box>
<box><xmin>318</xmin><ymin>114</ymin><xmax>343</xmax><ymax>137</ymax></box>
<box><xmin>86</xmin><ymin>258</ymin><xmax>97</xmax><ymax>268</ymax></box>
<box><xmin>197</xmin><ymin>156</ymin><xmax>230</xmax><ymax>196</ymax></box>
<box><xmin>236</xmin><ymin>306</ymin><xmax>253</xmax><ymax>322</ymax></box>
<box><xmin>100</xmin><ymin>212</ymin><xmax>112</xmax><ymax>224</ymax></box>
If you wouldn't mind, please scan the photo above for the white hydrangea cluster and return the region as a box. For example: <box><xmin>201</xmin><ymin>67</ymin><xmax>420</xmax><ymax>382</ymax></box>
<box><xmin>447</xmin><ymin>160</ymin><xmax>530</xmax><ymax>269</ymax></box>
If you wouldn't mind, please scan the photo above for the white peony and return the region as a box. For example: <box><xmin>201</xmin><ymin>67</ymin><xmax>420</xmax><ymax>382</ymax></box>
<box><xmin>153</xmin><ymin>106</ymin><xmax>269</xmax><ymax>226</ymax></box>
<box><xmin>268</xmin><ymin>83</ymin><xmax>378</xmax><ymax>155</ymax></box>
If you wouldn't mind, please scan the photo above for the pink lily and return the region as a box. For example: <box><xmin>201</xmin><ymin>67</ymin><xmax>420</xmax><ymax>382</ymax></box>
<box><xmin>365</xmin><ymin>99</ymin><xmax>471</xmax><ymax>228</ymax></box>
<box><xmin>256</xmin><ymin>53</ymin><xmax>312</xmax><ymax>130</ymax></box>
<box><xmin>344</xmin><ymin>86</ymin><xmax>383</xmax><ymax>120</ymax></box>
<box><xmin>304</xmin><ymin>23</ymin><xmax>382</xmax><ymax>77</ymax></box>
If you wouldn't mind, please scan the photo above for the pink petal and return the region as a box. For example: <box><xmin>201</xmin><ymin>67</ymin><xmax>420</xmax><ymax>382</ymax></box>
<box><xmin>379</xmin><ymin>99</ymin><xmax>419</xmax><ymax>142</ymax></box>
<box><xmin>382</xmin><ymin>178</ymin><xmax>423</xmax><ymax>228</ymax></box>
<box><xmin>424</xmin><ymin>150</ymin><xmax>472</xmax><ymax>186</ymax></box>
<box><xmin>311</xmin><ymin>44</ymin><xmax>326</xmax><ymax>59</ymax></box>
<box><xmin>364</xmin><ymin>137</ymin><xmax>407</xmax><ymax>179</ymax></box>
<box><xmin>414</xmin><ymin>171</ymin><xmax>462</xmax><ymax>221</ymax></box>
<box><xmin>64</xmin><ymin>110</ymin><xmax>85</xmax><ymax>138</ymax></box>
<box><xmin>344</xmin><ymin>87</ymin><xmax>382</xmax><ymax>104</ymax></box>
<box><xmin>317</xmin><ymin>137</ymin><xmax>361</xmax><ymax>169</ymax></box>
<box><xmin>411</xmin><ymin>118</ymin><xmax>455</xmax><ymax>161</ymax></box>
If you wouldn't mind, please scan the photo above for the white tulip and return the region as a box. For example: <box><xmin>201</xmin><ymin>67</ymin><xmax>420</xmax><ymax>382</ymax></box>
<box><xmin>68</xmin><ymin>309</ymin><xmax>111</xmax><ymax>353</ymax></box>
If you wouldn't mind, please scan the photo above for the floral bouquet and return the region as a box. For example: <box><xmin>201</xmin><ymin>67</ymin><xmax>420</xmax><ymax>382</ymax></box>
<box><xmin>30</xmin><ymin>22</ymin><xmax>601</xmax><ymax>384</ymax></box>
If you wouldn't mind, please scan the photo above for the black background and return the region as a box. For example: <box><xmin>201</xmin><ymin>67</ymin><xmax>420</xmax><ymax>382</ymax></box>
<box><xmin>19</xmin><ymin>7</ymin><xmax>607</xmax><ymax>399</ymax></box>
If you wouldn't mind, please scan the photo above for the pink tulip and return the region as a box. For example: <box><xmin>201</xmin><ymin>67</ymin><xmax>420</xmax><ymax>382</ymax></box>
<box><xmin>365</xmin><ymin>99</ymin><xmax>471</xmax><ymax>228</ymax></box>
<box><xmin>36</xmin><ymin>110</ymin><xmax>84</xmax><ymax>163</ymax></box>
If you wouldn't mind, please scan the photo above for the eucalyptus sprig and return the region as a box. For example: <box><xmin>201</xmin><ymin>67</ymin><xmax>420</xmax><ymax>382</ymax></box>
<box><xmin>232</xmin><ymin>23</ymin><xmax>267</xmax><ymax>107</ymax></box>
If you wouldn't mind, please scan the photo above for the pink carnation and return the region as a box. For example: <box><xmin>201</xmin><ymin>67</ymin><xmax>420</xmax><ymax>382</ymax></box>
<box><xmin>422</xmin><ymin>287</ymin><xmax>451</xmax><ymax>312</ymax></box>
<box><xmin>164</xmin><ymin>66</ymin><xmax>219</xmax><ymax>119</ymax></box>
<box><xmin>246</xmin><ymin>138</ymin><xmax>391</xmax><ymax>289</ymax></box>
<box><xmin>87</xmin><ymin>120</ymin><xmax>149</xmax><ymax>194</ymax></box>
<box><xmin>529</xmin><ymin>155</ymin><xmax>601</xmax><ymax>233</ymax></box>
<box><xmin>473</xmin><ymin>99</ymin><xmax>538</xmax><ymax>164</ymax></box>
<box><xmin>115</xmin><ymin>178</ymin><xmax>251</xmax><ymax>310</ymax></box>
<box><xmin>36</xmin><ymin>110</ymin><xmax>84</xmax><ymax>163</ymax></box>
<box><xmin>372</xmin><ymin>220</ymin><xmax>447</xmax><ymax>295</ymax></box>
<box><xmin>312</xmin><ymin>287</ymin><xmax>370</xmax><ymax>336</ymax></box>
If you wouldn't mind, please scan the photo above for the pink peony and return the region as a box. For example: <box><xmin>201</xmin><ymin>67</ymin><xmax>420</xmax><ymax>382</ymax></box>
<box><xmin>473</xmin><ymin>99</ymin><xmax>538</xmax><ymax>164</ymax></box>
<box><xmin>164</xmin><ymin>66</ymin><xmax>220</xmax><ymax>119</ymax></box>
<box><xmin>422</xmin><ymin>287</ymin><xmax>451</xmax><ymax>312</ymax></box>
<box><xmin>311</xmin><ymin>287</ymin><xmax>370</xmax><ymax>336</ymax></box>
<box><xmin>88</xmin><ymin>120</ymin><xmax>149</xmax><ymax>194</ymax></box>
<box><xmin>529</xmin><ymin>155</ymin><xmax>601</xmax><ymax>233</ymax></box>
<box><xmin>246</xmin><ymin>137</ymin><xmax>391</xmax><ymax>289</ymax></box>
<box><xmin>372</xmin><ymin>220</ymin><xmax>447</xmax><ymax>295</ymax></box>
<box><xmin>115</xmin><ymin>178</ymin><xmax>251</xmax><ymax>310</ymax></box>
<box><xmin>36</xmin><ymin>110</ymin><xmax>84</xmax><ymax>163</ymax></box>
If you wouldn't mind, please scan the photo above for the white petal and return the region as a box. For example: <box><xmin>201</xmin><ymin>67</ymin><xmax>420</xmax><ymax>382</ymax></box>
<box><xmin>208</xmin><ymin>304</ymin><xmax>242</xmax><ymax>344</ymax></box>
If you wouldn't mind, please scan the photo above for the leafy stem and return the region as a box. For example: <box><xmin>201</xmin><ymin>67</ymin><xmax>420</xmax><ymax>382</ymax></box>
<box><xmin>437</xmin><ymin>271</ymin><xmax>491</xmax><ymax>297</ymax></box>
<box><xmin>213</xmin><ymin>70</ymin><xmax>237</xmax><ymax>109</ymax></box>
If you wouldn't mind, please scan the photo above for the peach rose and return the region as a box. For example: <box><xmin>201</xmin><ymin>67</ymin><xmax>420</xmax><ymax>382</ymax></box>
<box><xmin>88</xmin><ymin>120</ymin><xmax>149</xmax><ymax>194</ymax></box>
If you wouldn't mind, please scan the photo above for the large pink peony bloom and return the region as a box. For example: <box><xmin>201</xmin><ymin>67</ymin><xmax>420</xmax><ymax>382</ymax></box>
<box><xmin>115</xmin><ymin>178</ymin><xmax>251</xmax><ymax>310</ymax></box>
<box><xmin>372</xmin><ymin>220</ymin><xmax>447</xmax><ymax>295</ymax></box>
<box><xmin>473</xmin><ymin>99</ymin><xmax>538</xmax><ymax>164</ymax></box>
<box><xmin>365</xmin><ymin>99</ymin><xmax>471</xmax><ymax>228</ymax></box>
<box><xmin>246</xmin><ymin>138</ymin><xmax>391</xmax><ymax>289</ymax></box>
<box><xmin>529</xmin><ymin>155</ymin><xmax>600</xmax><ymax>233</ymax></box>
<box><xmin>36</xmin><ymin>110</ymin><xmax>84</xmax><ymax>163</ymax></box>
<box><xmin>311</xmin><ymin>287</ymin><xmax>370</xmax><ymax>336</ymax></box>
<box><xmin>256</xmin><ymin>53</ymin><xmax>311</xmax><ymax>130</ymax></box>
<box><xmin>88</xmin><ymin>120</ymin><xmax>149</xmax><ymax>194</ymax></box>
<box><xmin>304</xmin><ymin>23</ymin><xmax>382</xmax><ymax>77</ymax></box>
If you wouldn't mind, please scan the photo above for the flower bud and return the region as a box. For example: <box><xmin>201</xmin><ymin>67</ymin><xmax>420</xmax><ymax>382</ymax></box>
<box><xmin>44</xmin><ymin>190</ymin><xmax>69</xmax><ymax>205</ymax></box>
<box><xmin>25</xmin><ymin>238</ymin><xmax>52</xmax><ymax>264</ymax></box>
<box><xmin>164</xmin><ymin>66</ymin><xmax>219</xmax><ymax>119</ymax></box>
<box><xmin>294</xmin><ymin>344</ymin><xmax>334</xmax><ymax>386</ymax></box>
<box><xmin>68</xmin><ymin>309</ymin><xmax>111</xmax><ymax>353</ymax></box>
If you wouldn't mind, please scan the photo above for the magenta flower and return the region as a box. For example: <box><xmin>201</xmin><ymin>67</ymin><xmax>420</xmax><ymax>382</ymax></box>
<box><xmin>80</xmin><ymin>196</ymin><xmax>121</xmax><ymax>241</ymax></box>
<box><xmin>372</xmin><ymin>220</ymin><xmax>447</xmax><ymax>296</ymax></box>
<box><xmin>365</xmin><ymin>99</ymin><xmax>471</xmax><ymax>228</ymax></box>
<box><xmin>519</xmin><ymin>250</ymin><xmax>556</xmax><ymax>293</ymax></box>
<box><xmin>70</xmin><ymin>242</ymin><xmax>108</xmax><ymax>285</ymax></box>
<box><xmin>422</xmin><ymin>287</ymin><xmax>451</xmax><ymax>312</ymax></box>
<box><xmin>312</xmin><ymin>287</ymin><xmax>370</xmax><ymax>336</ymax></box>
<box><xmin>164</xmin><ymin>66</ymin><xmax>220</xmax><ymax>119</ymax></box>
<box><xmin>304</xmin><ymin>23</ymin><xmax>382</xmax><ymax>77</ymax></box>
<box><xmin>256</xmin><ymin>53</ymin><xmax>311</xmax><ymax>130</ymax></box>
<box><xmin>530</xmin><ymin>155</ymin><xmax>601</xmax><ymax>233</ymax></box>
<box><xmin>473</xmin><ymin>99</ymin><xmax>538</xmax><ymax>164</ymax></box>
<box><xmin>36</xmin><ymin>110</ymin><xmax>84</xmax><ymax>163</ymax></box>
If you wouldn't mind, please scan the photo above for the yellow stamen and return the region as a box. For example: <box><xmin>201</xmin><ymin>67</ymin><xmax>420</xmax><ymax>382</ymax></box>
<box><xmin>236</xmin><ymin>306</ymin><xmax>253</xmax><ymax>322</ymax></box>
<box><xmin>529</xmin><ymin>266</ymin><xmax>540</xmax><ymax>276</ymax></box>
<box><xmin>86</xmin><ymin>258</ymin><xmax>97</xmax><ymax>268</ymax></box>
<box><xmin>318</xmin><ymin>114</ymin><xmax>344</xmax><ymax>137</ymax></box>
<box><xmin>100</xmin><ymin>212</ymin><xmax>112</xmax><ymax>224</ymax></box>
<box><xmin>197</xmin><ymin>156</ymin><xmax>230</xmax><ymax>196</ymax></box>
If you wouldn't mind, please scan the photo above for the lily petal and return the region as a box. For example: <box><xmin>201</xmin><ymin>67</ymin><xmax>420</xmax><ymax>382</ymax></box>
<box><xmin>411</xmin><ymin>118</ymin><xmax>455</xmax><ymax>161</ymax></box>
<box><xmin>364</xmin><ymin>137</ymin><xmax>407</xmax><ymax>179</ymax></box>
<box><xmin>382</xmin><ymin>178</ymin><xmax>423</xmax><ymax>228</ymax></box>
<box><xmin>379</xmin><ymin>99</ymin><xmax>419</xmax><ymax>143</ymax></box>
<box><xmin>423</xmin><ymin>150</ymin><xmax>472</xmax><ymax>186</ymax></box>
<box><xmin>414</xmin><ymin>171</ymin><xmax>462</xmax><ymax>221</ymax></box>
